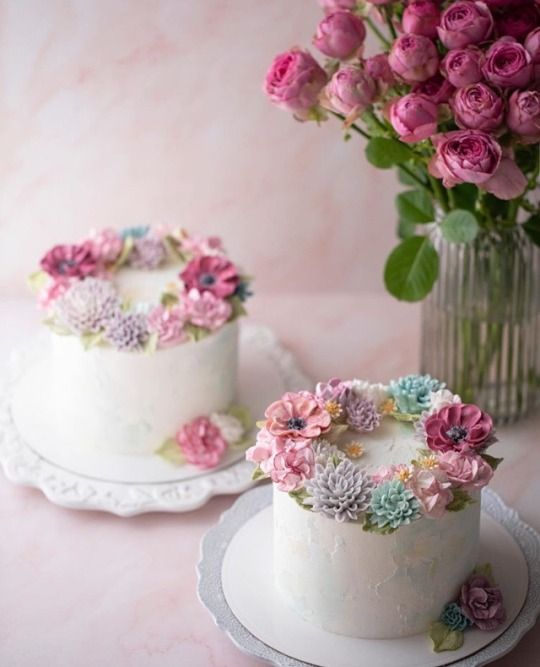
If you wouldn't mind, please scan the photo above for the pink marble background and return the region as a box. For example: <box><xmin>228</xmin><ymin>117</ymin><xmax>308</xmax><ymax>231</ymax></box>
<box><xmin>0</xmin><ymin>0</ymin><xmax>399</xmax><ymax>298</ymax></box>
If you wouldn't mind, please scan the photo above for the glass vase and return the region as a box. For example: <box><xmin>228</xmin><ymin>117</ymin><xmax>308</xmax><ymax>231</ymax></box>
<box><xmin>420</xmin><ymin>225</ymin><xmax>540</xmax><ymax>424</ymax></box>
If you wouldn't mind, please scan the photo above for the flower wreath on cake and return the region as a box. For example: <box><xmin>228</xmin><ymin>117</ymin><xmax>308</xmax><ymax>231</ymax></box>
<box><xmin>247</xmin><ymin>374</ymin><xmax>506</xmax><ymax>651</ymax></box>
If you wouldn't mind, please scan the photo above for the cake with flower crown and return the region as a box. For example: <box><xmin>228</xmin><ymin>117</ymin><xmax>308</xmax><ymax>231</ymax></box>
<box><xmin>29</xmin><ymin>226</ymin><xmax>253</xmax><ymax>468</ymax></box>
<box><xmin>247</xmin><ymin>376</ymin><xmax>505</xmax><ymax>649</ymax></box>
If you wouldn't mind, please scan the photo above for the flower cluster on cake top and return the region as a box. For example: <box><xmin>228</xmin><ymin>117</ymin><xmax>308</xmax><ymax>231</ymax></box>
<box><xmin>29</xmin><ymin>226</ymin><xmax>253</xmax><ymax>353</ymax></box>
<box><xmin>247</xmin><ymin>374</ymin><xmax>502</xmax><ymax>534</ymax></box>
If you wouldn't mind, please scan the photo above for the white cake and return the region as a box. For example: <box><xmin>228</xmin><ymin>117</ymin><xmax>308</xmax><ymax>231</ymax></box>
<box><xmin>31</xmin><ymin>226</ymin><xmax>252</xmax><ymax>466</ymax></box>
<box><xmin>247</xmin><ymin>376</ymin><xmax>501</xmax><ymax>641</ymax></box>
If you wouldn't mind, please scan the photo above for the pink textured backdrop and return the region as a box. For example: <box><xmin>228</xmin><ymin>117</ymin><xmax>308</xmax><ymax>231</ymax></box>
<box><xmin>0</xmin><ymin>0</ymin><xmax>399</xmax><ymax>297</ymax></box>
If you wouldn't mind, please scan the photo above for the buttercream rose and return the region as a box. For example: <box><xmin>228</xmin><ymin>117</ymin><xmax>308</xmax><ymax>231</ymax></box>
<box><xmin>390</xmin><ymin>93</ymin><xmax>438</xmax><ymax>143</ymax></box>
<box><xmin>321</xmin><ymin>65</ymin><xmax>377</xmax><ymax>121</ymax></box>
<box><xmin>438</xmin><ymin>1</ymin><xmax>494</xmax><ymax>49</ymax></box>
<box><xmin>402</xmin><ymin>1</ymin><xmax>441</xmax><ymax>39</ymax></box>
<box><xmin>438</xmin><ymin>451</ymin><xmax>494</xmax><ymax>490</ymax></box>
<box><xmin>507</xmin><ymin>89</ymin><xmax>540</xmax><ymax>143</ymax></box>
<box><xmin>313</xmin><ymin>10</ymin><xmax>366</xmax><ymax>60</ymax></box>
<box><xmin>442</xmin><ymin>47</ymin><xmax>484</xmax><ymax>88</ymax></box>
<box><xmin>452</xmin><ymin>83</ymin><xmax>504</xmax><ymax>132</ymax></box>
<box><xmin>483</xmin><ymin>38</ymin><xmax>532</xmax><ymax>88</ymax></box>
<box><xmin>388</xmin><ymin>34</ymin><xmax>439</xmax><ymax>83</ymax></box>
<box><xmin>408</xmin><ymin>468</ymin><xmax>453</xmax><ymax>518</ymax></box>
<box><xmin>460</xmin><ymin>574</ymin><xmax>506</xmax><ymax>630</ymax></box>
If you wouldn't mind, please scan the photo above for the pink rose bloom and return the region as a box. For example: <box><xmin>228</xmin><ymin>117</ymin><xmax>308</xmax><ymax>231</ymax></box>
<box><xmin>264</xmin><ymin>48</ymin><xmax>328</xmax><ymax>120</ymax></box>
<box><xmin>424</xmin><ymin>403</ymin><xmax>494</xmax><ymax>453</ymax></box>
<box><xmin>320</xmin><ymin>0</ymin><xmax>358</xmax><ymax>12</ymax></box>
<box><xmin>390</xmin><ymin>93</ymin><xmax>438</xmax><ymax>143</ymax></box>
<box><xmin>413</xmin><ymin>74</ymin><xmax>455</xmax><ymax>104</ymax></box>
<box><xmin>365</xmin><ymin>54</ymin><xmax>395</xmax><ymax>92</ymax></box>
<box><xmin>313</xmin><ymin>10</ymin><xmax>366</xmax><ymax>60</ymax></box>
<box><xmin>460</xmin><ymin>574</ymin><xmax>506</xmax><ymax>630</ymax></box>
<box><xmin>315</xmin><ymin>377</ymin><xmax>350</xmax><ymax>405</ymax></box>
<box><xmin>321</xmin><ymin>65</ymin><xmax>377</xmax><ymax>121</ymax></box>
<box><xmin>372</xmin><ymin>463</ymin><xmax>409</xmax><ymax>484</ymax></box>
<box><xmin>246</xmin><ymin>428</ymin><xmax>277</xmax><ymax>468</ymax></box>
<box><xmin>525</xmin><ymin>27</ymin><xmax>540</xmax><ymax>79</ymax></box>
<box><xmin>507</xmin><ymin>89</ymin><xmax>540</xmax><ymax>143</ymax></box>
<box><xmin>402</xmin><ymin>1</ymin><xmax>441</xmax><ymax>39</ymax></box>
<box><xmin>182</xmin><ymin>234</ymin><xmax>225</xmax><ymax>257</ymax></box>
<box><xmin>180</xmin><ymin>254</ymin><xmax>239</xmax><ymax>298</ymax></box>
<box><xmin>388</xmin><ymin>34</ymin><xmax>439</xmax><ymax>83</ymax></box>
<box><xmin>88</xmin><ymin>228</ymin><xmax>123</xmax><ymax>263</ymax></box>
<box><xmin>37</xmin><ymin>277</ymin><xmax>71</xmax><ymax>309</ymax></box>
<box><xmin>442</xmin><ymin>47</ymin><xmax>484</xmax><ymax>88</ymax></box>
<box><xmin>40</xmin><ymin>242</ymin><xmax>98</xmax><ymax>279</ymax></box>
<box><xmin>429</xmin><ymin>130</ymin><xmax>527</xmax><ymax>199</ymax></box>
<box><xmin>176</xmin><ymin>416</ymin><xmax>228</xmax><ymax>469</ymax></box>
<box><xmin>497</xmin><ymin>4</ymin><xmax>539</xmax><ymax>42</ymax></box>
<box><xmin>265</xmin><ymin>391</ymin><xmax>332</xmax><ymax>439</ymax></box>
<box><xmin>452</xmin><ymin>83</ymin><xmax>504</xmax><ymax>132</ymax></box>
<box><xmin>437</xmin><ymin>1</ymin><xmax>494</xmax><ymax>49</ymax></box>
<box><xmin>147</xmin><ymin>304</ymin><xmax>188</xmax><ymax>347</ymax></box>
<box><xmin>483</xmin><ymin>38</ymin><xmax>532</xmax><ymax>88</ymax></box>
<box><xmin>408</xmin><ymin>468</ymin><xmax>453</xmax><ymax>519</ymax></box>
<box><xmin>267</xmin><ymin>439</ymin><xmax>315</xmax><ymax>492</ymax></box>
<box><xmin>438</xmin><ymin>451</ymin><xmax>494</xmax><ymax>490</ymax></box>
<box><xmin>184</xmin><ymin>288</ymin><xmax>232</xmax><ymax>331</ymax></box>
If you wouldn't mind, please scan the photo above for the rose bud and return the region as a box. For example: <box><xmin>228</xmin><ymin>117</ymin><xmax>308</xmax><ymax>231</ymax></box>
<box><xmin>429</xmin><ymin>130</ymin><xmax>527</xmax><ymax>199</ymax></box>
<box><xmin>442</xmin><ymin>47</ymin><xmax>484</xmax><ymax>88</ymax></box>
<box><xmin>390</xmin><ymin>93</ymin><xmax>438</xmax><ymax>143</ymax></box>
<box><xmin>483</xmin><ymin>38</ymin><xmax>532</xmax><ymax>88</ymax></box>
<box><xmin>320</xmin><ymin>64</ymin><xmax>377</xmax><ymax>121</ymax></box>
<box><xmin>264</xmin><ymin>48</ymin><xmax>328</xmax><ymax>119</ymax></box>
<box><xmin>497</xmin><ymin>4</ymin><xmax>539</xmax><ymax>42</ymax></box>
<box><xmin>388</xmin><ymin>34</ymin><xmax>439</xmax><ymax>83</ymax></box>
<box><xmin>437</xmin><ymin>1</ymin><xmax>494</xmax><ymax>49</ymax></box>
<box><xmin>507</xmin><ymin>89</ymin><xmax>540</xmax><ymax>143</ymax></box>
<box><xmin>525</xmin><ymin>27</ymin><xmax>540</xmax><ymax>79</ymax></box>
<box><xmin>313</xmin><ymin>10</ymin><xmax>367</xmax><ymax>60</ymax></box>
<box><xmin>413</xmin><ymin>74</ymin><xmax>455</xmax><ymax>104</ymax></box>
<box><xmin>320</xmin><ymin>0</ymin><xmax>358</xmax><ymax>13</ymax></box>
<box><xmin>402</xmin><ymin>1</ymin><xmax>441</xmax><ymax>39</ymax></box>
<box><xmin>452</xmin><ymin>83</ymin><xmax>504</xmax><ymax>132</ymax></box>
<box><xmin>365</xmin><ymin>53</ymin><xmax>395</xmax><ymax>92</ymax></box>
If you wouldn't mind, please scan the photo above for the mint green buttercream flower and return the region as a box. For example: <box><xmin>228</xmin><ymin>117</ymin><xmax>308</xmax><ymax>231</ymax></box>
<box><xmin>440</xmin><ymin>602</ymin><xmax>472</xmax><ymax>632</ymax></box>
<box><xmin>389</xmin><ymin>374</ymin><xmax>444</xmax><ymax>414</ymax></box>
<box><xmin>369</xmin><ymin>479</ymin><xmax>421</xmax><ymax>529</ymax></box>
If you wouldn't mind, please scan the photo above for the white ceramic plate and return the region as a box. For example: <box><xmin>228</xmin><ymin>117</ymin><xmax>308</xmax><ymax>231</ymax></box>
<box><xmin>0</xmin><ymin>323</ymin><xmax>311</xmax><ymax>516</ymax></box>
<box><xmin>198</xmin><ymin>485</ymin><xmax>540</xmax><ymax>667</ymax></box>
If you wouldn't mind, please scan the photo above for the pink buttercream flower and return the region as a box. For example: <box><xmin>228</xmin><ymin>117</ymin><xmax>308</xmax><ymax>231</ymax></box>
<box><xmin>184</xmin><ymin>288</ymin><xmax>232</xmax><ymax>330</ymax></box>
<box><xmin>321</xmin><ymin>65</ymin><xmax>377</xmax><ymax>121</ymax></box>
<box><xmin>88</xmin><ymin>228</ymin><xmax>123</xmax><ymax>263</ymax></box>
<box><xmin>388</xmin><ymin>34</ymin><xmax>439</xmax><ymax>83</ymax></box>
<box><xmin>460</xmin><ymin>574</ymin><xmax>506</xmax><ymax>631</ymax></box>
<box><xmin>315</xmin><ymin>377</ymin><xmax>350</xmax><ymax>406</ymax></box>
<box><xmin>40</xmin><ymin>242</ymin><xmax>98</xmax><ymax>279</ymax></box>
<box><xmin>180</xmin><ymin>255</ymin><xmax>239</xmax><ymax>298</ymax></box>
<box><xmin>483</xmin><ymin>38</ymin><xmax>532</xmax><ymax>89</ymax></box>
<box><xmin>147</xmin><ymin>304</ymin><xmax>188</xmax><ymax>347</ymax></box>
<box><xmin>372</xmin><ymin>464</ymin><xmax>410</xmax><ymax>484</ymax></box>
<box><xmin>245</xmin><ymin>428</ymin><xmax>276</xmax><ymax>468</ymax></box>
<box><xmin>442</xmin><ymin>47</ymin><xmax>484</xmax><ymax>88</ymax></box>
<box><xmin>176</xmin><ymin>416</ymin><xmax>228</xmax><ymax>469</ymax></box>
<box><xmin>408</xmin><ymin>468</ymin><xmax>453</xmax><ymax>518</ymax></box>
<box><xmin>424</xmin><ymin>403</ymin><xmax>494</xmax><ymax>454</ymax></box>
<box><xmin>266</xmin><ymin>438</ymin><xmax>316</xmax><ymax>492</ymax></box>
<box><xmin>37</xmin><ymin>277</ymin><xmax>71</xmax><ymax>309</ymax></box>
<box><xmin>313</xmin><ymin>10</ymin><xmax>366</xmax><ymax>60</ymax></box>
<box><xmin>507</xmin><ymin>89</ymin><xmax>540</xmax><ymax>143</ymax></box>
<box><xmin>437</xmin><ymin>1</ymin><xmax>494</xmax><ymax>49</ymax></box>
<box><xmin>402</xmin><ymin>1</ymin><xmax>441</xmax><ymax>39</ymax></box>
<box><xmin>265</xmin><ymin>391</ymin><xmax>332</xmax><ymax>439</ymax></box>
<box><xmin>182</xmin><ymin>234</ymin><xmax>225</xmax><ymax>257</ymax></box>
<box><xmin>390</xmin><ymin>94</ymin><xmax>438</xmax><ymax>143</ymax></box>
<box><xmin>452</xmin><ymin>83</ymin><xmax>504</xmax><ymax>132</ymax></box>
<box><xmin>412</xmin><ymin>74</ymin><xmax>455</xmax><ymax>104</ymax></box>
<box><xmin>438</xmin><ymin>451</ymin><xmax>494</xmax><ymax>490</ymax></box>
<box><xmin>264</xmin><ymin>48</ymin><xmax>328</xmax><ymax>120</ymax></box>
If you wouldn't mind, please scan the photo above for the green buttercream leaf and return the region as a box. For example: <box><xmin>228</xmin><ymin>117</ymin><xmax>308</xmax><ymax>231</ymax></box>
<box><xmin>43</xmin><ymin>317</ymin><xmax>72</xmax><ymax>336</ymax></box>
<box><xmin>391</xmin><ymin>410</ymin><xmax>420</xmax><ymax>423</ymax></box>
<box><xmin>288</xmin><ymin>488</ymin><xmax>311</xmax><ymax>511</ymax></box>
<box><xmin>144</xmin><ymin>332</ymin><xmax>159</xmax><ymax>354</ymax></box>
<box><xmin>325</xmin><ymin>423</ymin><xmax>349</xmax><ymax>443</ymax></box>
<box><xmin>156</xmin><ymin>437</ymin><xmax>185</xmax><ymax>466</ymax></box>
<box><xmin>252</xmin><ymin>465</ymin><xmax>267</xmax><ymax>481</ymax></box>
<box><xmin>160</xmin><ymin>291</ymin><xmax>180</xmax><ymax>307</ymax></box>
<box><xmin>112</xmin><ymin>236</ymin><xmax>134</xmax><ymax>270</ymax></box>
<box><xmin>27</xmin><ymin>270</ymin><xmax>49</xmax><ymax>292</ymax></box>
<box><xmin>480</xmin><ymin>453</ymin><xmax>504</xmax><ymax>471</ymax></box>
<box><xmin>473</xmin><ymin>562</ymin><xmax>495</xmax><ymax>583</ymax></box>
<box><xmin>362</xmin><ymin>514</ymin><xmax>397</xmax><ymax>535</ymax></box>
<box><xmin>228</xmin><ymin>404</ymin><xmax>252</xmax><ymax>432</ymax></box>
<box><xmin>80</xmin><ymin>331</ymin><xmax>103</xmax><ymax>350</ymax></box>
<box><xmin>184</xmin><ymin>323</ymin><xmax>211</xmax><ymax>342</ymax></box>
<box><xmin>229</xmin><ymin>296</ymin><xmax>247</xmax><ymax>320</ymax></box>
<box><xmin>429</xmin><ymin>621</ymin><xmax>464</xmax><ymax>653</ymax></box>
<box><xmin>446</xmin><ymin>488</ymin><xmax>474</xmax><ymax>512</ymax></box>
<box><xmin>164</xmin><ymin>235</ymin><xmax>188</xmax><ymax>263</ymax></box>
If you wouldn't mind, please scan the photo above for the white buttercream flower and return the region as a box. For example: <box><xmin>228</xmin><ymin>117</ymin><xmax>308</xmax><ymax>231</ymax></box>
<box><xmin>312</xmin><ymin>439</ymin><xmax>346</xmax><ymax>466</ymax></box>
<box><xmin>428</xmin><ymin>389</ymin><xmax>462</xmax><ymax>414</ymax></box>
<box><xmin>350</xmin><ymin>380</ymin><xmax>390</xmax><ymax>409</ymax></box>
<box><xmin>210</xmin><ymin>413</ymin><xmax>245</xmax><ymax>444</ymax></box>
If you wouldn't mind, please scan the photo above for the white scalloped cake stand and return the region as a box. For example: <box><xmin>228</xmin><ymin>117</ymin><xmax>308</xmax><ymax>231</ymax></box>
<box><xmin>198</xmin><ymin>485</ymin><xmax>540</xmax><ymax>667</ymax></box>
<box><xmin>0</xmin><ymin>323</ymin><xmax>311</xmax><ymax>516</ymax></box>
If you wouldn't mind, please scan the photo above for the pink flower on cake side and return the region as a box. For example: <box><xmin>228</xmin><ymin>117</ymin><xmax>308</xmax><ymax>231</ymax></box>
<box><xmin>438</xmin><ymin>451</ymin><xmax>494</xmax><ymax>490</ymax></box>
<box><xmin>37</xmin><ymin>278</ymin><xmax>71</xmax><ymax>309</ymax></box>
<box><xmin>460</xmin><ymin>574</ymin><xmax>506</xmax><ymax>630</ymax></box>
<box><xmin>40</xmin><ymin>242</ymin><xmax>98</xmax><ymax>279</ymax></box>
<box><xmin>176</xmin><ymin>416</ymin><xmax>228</xmax><ymax>469</ymax></box>
<box><xmin>184</xmin><ymin>289</ymin><xmax>232</xmax><ymax>330</ymax></box>
<box><xmin>266</xmin><ymin>438</ymin><xmax>315</xmax><ymax>492</ymax></box>
<box><xmin>265</xmin><ymin>391</ymin><xmax>332</xmax><ymax>439</ymax></box>
<box><xmin>408</xmin><ymin>468</ymin><xmax>453</xmax><ymax>518</ymax></box>
<box><xmin>147</xmin><ymin>304</ymin><xmax>188</xmax><ymax>347</ymax></box>
<box><xmin>246</xmin><ymin>428</ymin><xmax>277</xmax><ymax>468</ymax></box>
<box><xmin>424</xmin><ymin>403</ymin><xmax>494</xmax><ymax>454</ymax></box>
<box><xmin>88</xmin><ymin>228</ymin><xmax>123</xmax><ymax>263</ymax></box>
<box><xmin>180</xmin><ymin>255</ymin><xmax>239</xmax><ymax>299</ymax></box>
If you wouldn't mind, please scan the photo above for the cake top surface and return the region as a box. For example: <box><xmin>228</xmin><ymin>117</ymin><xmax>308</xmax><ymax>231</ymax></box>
<box><xmin>247</xmin><ymin>375</ymin><xmax>502</xmax><ymax>533</ymax></box>
<box><xmin>29</xmin><ymin>225</ymin><xmax>252</xmax><ymax>353</ymax></box>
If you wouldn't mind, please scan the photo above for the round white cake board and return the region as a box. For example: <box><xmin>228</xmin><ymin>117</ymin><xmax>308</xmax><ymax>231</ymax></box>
<box><xmin>198</xmin><ymin>485</ymin><xmax>540</xmax><ymax>667</ymax></box>
<box><xmin>0</xmin><ymin>324</ymin><xmax>311</xmax><ymax>515</ymax></box>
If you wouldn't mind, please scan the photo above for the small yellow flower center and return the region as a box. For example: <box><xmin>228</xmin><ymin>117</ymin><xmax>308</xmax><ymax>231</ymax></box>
<box><xmin>345</xmin><ymin>441</ymin><xmax>364</xmax><ymax>459</ymax></box>
<box><xmin>395</xmin><ymin>467</ymin><xmax>413</xmax><ymax>483</ymax></box>
<box><xmin>417</xmin><ymin>454</ymin><xmax>439</xmax><ymax>470</ymax></box>
<box><xmin>380</xmin><ymin>398</ymin><xmax>396</xmax><ymax>415</ymax></box>
<box><xmin>325</xmin><ymin>400</ymin><xmax>343</xmax><ymax>421</ymax></box>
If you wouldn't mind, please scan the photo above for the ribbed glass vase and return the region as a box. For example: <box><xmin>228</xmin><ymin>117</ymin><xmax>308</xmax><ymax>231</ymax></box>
<box><xmin>421</xmin><ymin>225</ymin><xmax>540</xmax><ymax>424</ymax></box>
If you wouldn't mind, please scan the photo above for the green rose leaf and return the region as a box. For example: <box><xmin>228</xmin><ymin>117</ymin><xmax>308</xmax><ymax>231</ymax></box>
<box><xmin>397</xmin><ymin>219</ymin><xmax>416</xmax><ymax>240</ymax></box>
<box><xmin>523</xmin><ymin>214</ymin><xmax>540</xmax><ymax>247</ymax></box>
<box><xmin>429</xmin><ymin>621</ymin><xmax>465</xmax><ymax>653</ymax></box>
<box><xmin>365</xmin><ymin>137</ymin><xmax>411</xmax><ymax>169</ymax></box>
<box><xmin>452</xmin><ymin>183</ymin><xmax>478</xmax><ymax>212</ymax></box>
<box><xmin>440</xmin><ymin>209</ymin><xmax>479</xmax><ymax>244</ymax></box>
<box><xmin>384</xmin><ymin>236</ymin><xmax>439</xmax><ymax>302</ymax></box>
<box><xmin>156</xmin><ymin>437</ymin><xmax>185</xmax><ymax>466</ymax></box>
<box><xmin>480</xmin><ymin>452</ymin><xmax>504</xmax><ymax>471</ymax></box>
<box><xmin>396</xmin><ymin>190</ymin><xmax>434</xmax><ymax>224</ymax></box>
<box><xmin>446</xmin><ymin>488</ymin><xmax>474</xmax><ymax>512</ymax></box>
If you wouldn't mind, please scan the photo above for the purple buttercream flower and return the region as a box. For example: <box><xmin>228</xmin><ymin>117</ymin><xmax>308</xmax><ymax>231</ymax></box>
<box><xmin>460</xmin><ymin>574</ymin><xmax>505</xmax><ymax>631</ymax></box>
<box><xmin>104</xmin><ymin>312</ymin><xmax>150</xmax><ymax>351</ymax></box>
<box><xmin>129</xmin><ymin>236</ymin><xmax>167</xmax><ymax>270</ymax></box>
<box><xmin>315</xmin><ymin>377</ymin><xmax>351</xmax><ymax>406</ymax></box>
<box><xmin>345</xmin><ymin>394</ymin><xmax>380</xmax><ymax>432</ymax></box>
